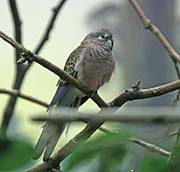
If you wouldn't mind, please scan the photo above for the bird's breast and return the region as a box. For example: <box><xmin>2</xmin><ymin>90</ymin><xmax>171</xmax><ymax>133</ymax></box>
<box><xmin>77</xmin><ymin>54</ymin><xmax>114</xmax><ymax>91</ymax></box>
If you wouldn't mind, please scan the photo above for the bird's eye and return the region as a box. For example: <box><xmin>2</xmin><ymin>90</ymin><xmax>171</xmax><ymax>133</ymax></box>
<box><xmin>98</xmin><ymin>34</ymin><xmax>105</xmax><ymax>40</ymax></box>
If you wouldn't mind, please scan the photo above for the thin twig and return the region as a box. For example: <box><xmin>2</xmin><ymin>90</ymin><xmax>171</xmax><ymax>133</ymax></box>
<box><xmin>0</xmin><ymin>88</ymin><xmax>48</xmax><ymax>108</ymax></box>
<box><xmin>8</xmin><ymin>0</ymin><xmax>22</xmax><ymax>62</ymax></box>
<box><xmin>93</xmin><ymin>127</ymin><xmax>171</xmax><ymax>157</ymax></box>
<box><xmin>129</xmin><ymin>137</ymin><xmax>170</xmax><ymax>157</ymax></box>
<box><xmin>129</xmin><ymin>0</ymin><xmax>180</xmax><ymax>63</ymax></box>
<box><xmin>2</xmin><ymin>0</ymin><xmax>24</xmax><ymax>131</ymax></box>
<box><xmin>171</xmin><ymin>60</ymin><xmax>180</xmax><ymax>107</ymax></box>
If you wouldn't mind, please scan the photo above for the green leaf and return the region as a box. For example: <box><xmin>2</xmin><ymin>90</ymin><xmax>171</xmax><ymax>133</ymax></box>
<box><xmin>168</xmin><ymin>145</ymin><xmax>180</xmax><ymax>172</ymax></box>
<box><xmin>79</xmin><ymin>128</ymin><xmax>131</xmax><ymax>152</ymax></box>
<box><xmin>0</xmin><ymin>137</ymin><xmax>33</xmax><ymax>171</ymax></box>
<box><xmin>64</xmin><ymin>128</ymin><xmax>131</xmax><ymax>171</ymax></box>
<box><xmin>139</xmin><ymin>156</ymin><xmax>170</xmax><ymax>172</ymax></box>
<box><xmin>98</xmin><ymin>144</ymin><xmax>126</xmax><ymax>172</ymax></box>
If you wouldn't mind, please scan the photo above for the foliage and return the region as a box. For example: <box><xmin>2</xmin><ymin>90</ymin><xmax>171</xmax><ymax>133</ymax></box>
<box><xmin>0</xmin><ymin>129</ymin><xmax>33</xmax><ymax>171</ymax></box>
<box><xmin>63</xmin><ymin>129</ymin><xmax>131</xmax><ymax>172</ymax></box>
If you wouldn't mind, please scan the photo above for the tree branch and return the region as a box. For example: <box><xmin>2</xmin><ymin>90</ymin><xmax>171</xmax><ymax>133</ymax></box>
<box><xmin>8</xmin><ymin>0</ymin><xmax>22</xmax><ymax>62</ymax></box>
<box><xmin>2</xmin><ymin>87</ymin><xmax>170</xmax><ymax>159</ymax></box>
<box><xmin>111</xmin><ymin>80</ymin><xmax>180</xmax><ymax>107</ymax></box>
<box><xmin>129</xmin><ymin>0</ymin><xmax>180</xmax><ymax>108</ymax></box>
<box><xmin>1</xmin><ymin>30</ymin><xmax>180</xmax><ymax>172</ymax></box>
<box><xmin>0</xmin><ymin>30</ymin><xmax>107</xmax><ymax>108</ymax></box>
<box><xmin>129</xmin><ymin>137</ymin><xmax>170</xmax><ymax>157</ymax></box>
<box><xmin>86</xmin><ymin>127</ymin><xmax>171</xmax><ymax>158</ymax></box>
<box><xmin>0</xmin><ymin>88</ymin><xmax>48</xmax><ymax>108</ymax></box>
<box><xmin>128</xmin><ymin>0</ymin><xmax>180</xmax><ymax>164</ymax></box>
<box><xmin>26</xmin><ymin>79</ymin><xmax>180</xmax><ymax>172</ymax></box>
<box><xmin>128</xmin><ymin>0</ymin><xmax>180</xmax><ymax>63</ymax></box>
<box><xmin>1</xmin><ymin>0</ymin><xmax>68</xmax><ymax>131</ymax></box>
<box><xmin>2</xmin><ymin>0</ymin><xmax>25</xmax><ymax>131</ymax></box>
<box><xmin>1</xmin><ymin>90</ymin><xmax>171</xmax><ymax>160</ymax></box>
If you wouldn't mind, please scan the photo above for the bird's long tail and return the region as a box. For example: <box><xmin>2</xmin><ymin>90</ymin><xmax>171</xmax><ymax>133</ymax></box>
<box><xmin>33</xmin><ymin>84</ymin><xmax>83</xmax><ymax>161</ymax></box>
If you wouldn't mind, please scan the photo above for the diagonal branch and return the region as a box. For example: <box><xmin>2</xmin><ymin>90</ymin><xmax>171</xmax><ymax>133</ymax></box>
<box><xmin>5</xmin><ymin>88</ymin><xmax>167</xmax><ymax>163</ymax></box>
<box><xmin>1</xmin><ymin>30</ymin><xmax>180</xmax><ymax>172</ymax></box>
<box><xmin>0</xmin><ymin>30</ymin><xmax>107</xmax><ymax>108</ymax></box>
<box><xmin>128</xmin><ymin>0</ymin><xmax>180</xmax><ymax>63</ymax></box>
<box><xmin>25</xmin><ymin>80</ymin><xmax>180</xmax><ymax>172</ymax></box>
<box><xmin>129</xmin><ymin>137</ymin><xmax>170</xmax><ymax>157</ymax></box>
<box><xmin>0</xmin><ymin>88</ymin><xmax>48</xmax><ymax>108</ymax></box>
<box><xmin>0</xmin><ymin>88</ymin><xmax>171</xmax><ymax>159</ymax></box>
<box><xmin>128</xmin><ymin>0</ymin><xmax>180</xmax><ymax>164</ymax></box>
<box><xmin>129</xmin><ymin>0</ymin><xmax>180</xmax><ymax>108</ymax></box>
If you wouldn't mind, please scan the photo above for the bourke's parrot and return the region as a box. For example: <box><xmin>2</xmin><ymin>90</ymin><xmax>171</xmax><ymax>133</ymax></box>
<box><xmin>33</xmin><ymin>29</ymin><xmax>115</xmax><ymax>161</ymax></box>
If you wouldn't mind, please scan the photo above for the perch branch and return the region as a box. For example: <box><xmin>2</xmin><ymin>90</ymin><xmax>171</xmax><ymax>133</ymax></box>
<box><xmin>1</xmin><ymin>30</ymin><xmax>180</xmax><ymax>172</ymax></box>
<box><xmin>1</xmin><ymin>89</ymin><xmax>170</xmax><ymax>158</ymax></box>
<box><xmin>0</xmin><ymin>30</ymin><xmax>107</xmax><ymax>108</ymax></box>
<box><xmin>4</xmin><ymin>86</ymin><xmax>170</xmax><ymax>159</ymax></box>
<box><xmin>25</xmin><ymin>79</ymin><xmax>180</xmax><ymax>172</ymax></box>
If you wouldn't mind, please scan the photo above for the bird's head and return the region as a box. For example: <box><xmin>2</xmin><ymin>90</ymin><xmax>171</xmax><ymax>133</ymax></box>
<box><xmin>82</xmin><ymin>29</ymin><xmax>114</xmax><ymax>51</ymax></box>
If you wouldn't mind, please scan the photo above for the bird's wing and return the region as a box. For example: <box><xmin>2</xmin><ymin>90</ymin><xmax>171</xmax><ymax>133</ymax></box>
<box><xmin>49</xmin><ymin>46</ymin><xmax>82</xmax><ymax>107</ymax></box>
<box><xmin>56</xmin><ymin>46</ymin><xmax>82</xmax><ymax>86</ymax></box>
<box><xmin>33</xmin><ymin>46</ymin><xmax>87</xmax><ymax>161</ymax></box>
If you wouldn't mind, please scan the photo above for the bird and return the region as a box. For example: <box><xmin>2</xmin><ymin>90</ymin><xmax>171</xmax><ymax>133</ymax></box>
<box><xmin>33</xmin><ymin>28</ymin><xmax>115</xmax><ymax>161</ymax></box>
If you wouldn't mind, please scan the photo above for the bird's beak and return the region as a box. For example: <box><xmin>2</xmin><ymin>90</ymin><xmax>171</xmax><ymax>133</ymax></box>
<box><xmin>107</xmin><ymin>38</ymin><xmax>113</xmax><ymax>50</ymax></box>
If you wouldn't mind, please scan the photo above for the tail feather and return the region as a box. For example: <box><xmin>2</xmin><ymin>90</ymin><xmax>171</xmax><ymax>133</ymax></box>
<box><xmin>43</xmin><ymin>124</ymin><xmax>65</xmax><ymax>161</ymax></box>
<box><xmin>33</xmin><ymin>84</ymin><xmax>85</xmax><ymax>160</ymax></box>
<box><xmin>33</xmin><ymin>123</ymin><xmax>54</xmax><ymax>159</ymax></box>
